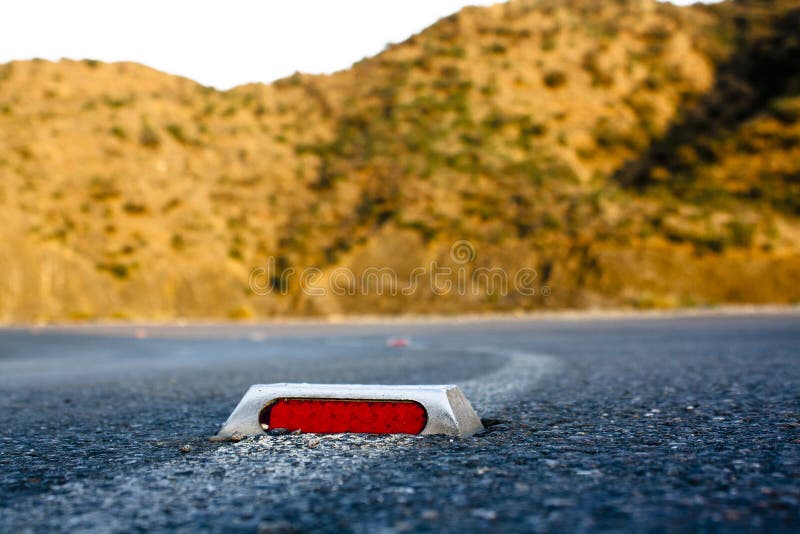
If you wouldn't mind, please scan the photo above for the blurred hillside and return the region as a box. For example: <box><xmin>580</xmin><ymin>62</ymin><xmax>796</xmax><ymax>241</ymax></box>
<box><xmin>1</xmin><ymin>0</ymin><xmax>799</xmax><ymax>322</ymax></box>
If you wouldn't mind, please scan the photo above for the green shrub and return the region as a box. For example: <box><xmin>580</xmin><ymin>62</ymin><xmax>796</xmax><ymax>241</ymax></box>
<box><xmin>397</xmin><ymin>220</ymin><xmax>438</xmax><ymax>242</ymax></box>
<box><xmin>696</xmin><ymin>237</ymin><xmax>725</xmax><ymax>254</ymax></box>
<box><xmin>171</xmin><ymin>234</ymin><xmax>185</xmax><ymax>251</ymax></box>
<box><xmin>727</xmin><ymin>220</ymin><xmax>755</xmax><ymax>247</ymax></box>
<box><xmin>139</xmin><ymin>124</ymin><xmax>161</xmax><ymax>148</ymax></box>
<box><xmin>581</xmin><ymin>51</ymin><xmax>613</xmax><ymax>87</ymax></box>
<box><xmin>641</xmin><ymin>23</ymin><xmax>671</xmax><ymax>42</ymax></box>
<box><xmin>97</xmin><ymin>262</ymin><xmax>131</xmax><ymax>279</ymax></box>
<box><xmin>770</xmin><ymin>98</ymin><xmax>800</xmax><ymax>123</ymax></box>
<box><xmin>165</xmin><ymin>123</ymin><xmax>188</xmax><ymax>144</ymax></box>
<box><xmin>103</xmin><ymin>95</ymin><xmax>133</xmax><ymax>108</ymax></box>
<box><xmin>541</xmin><ymin>32</ymin><xmax>558</xmax><ymax>51</ymax></box>
<box><xmin>543</xmin><ymin>70</ymin><xmax>567</xmax><ymax>89</ymax></box>
<box><xmin>110</xmin><ymin>126</ymin><xmax>127</xmax><ymax>140</ymax></box>
<box><xmin>519</xmin><ymin>121</ymin><xmax>548</xmax><ymax>145</ymax></box>
<box><xmin>483</xmin><ymin>43</ymin><xmax>507</xmax><ymax>54</ymax></box>
<box><xmin>89</xmin><ymin>176</ymin><xmax>121</xmax><ymax>201</ymax></box>
<box><xmin>643</xmin><ymin>74</ymin><xmax>662</xmax><ymax>90</ymax></box>
<box><xmin>122</xmin><ymin>202</ymin><xmax>147</xmax><ymax>215</ymax></box>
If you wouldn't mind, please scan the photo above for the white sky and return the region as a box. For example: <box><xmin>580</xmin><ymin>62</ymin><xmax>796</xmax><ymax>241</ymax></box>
<box><xmin>2</xmin><ymin>0</ymin><xmax>711</xmax><ymax>90</ymax></box>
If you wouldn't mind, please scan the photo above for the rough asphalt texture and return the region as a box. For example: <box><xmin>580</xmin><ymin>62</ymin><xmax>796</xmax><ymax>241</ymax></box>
<box><xmin>1</xmin><ymin>313</ymin><xmax>799</xmax><ymax>532</ymax></box>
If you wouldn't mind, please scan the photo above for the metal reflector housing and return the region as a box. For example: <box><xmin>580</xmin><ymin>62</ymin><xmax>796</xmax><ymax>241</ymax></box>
<box><xmin>217</xmin><ymin>383</ymin><xmax>484</xmax><ymax>438</ymax></box>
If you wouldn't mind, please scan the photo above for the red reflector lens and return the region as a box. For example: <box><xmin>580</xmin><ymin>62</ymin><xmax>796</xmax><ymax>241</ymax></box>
<box><xmin>259</xmin><ymin>398</ymin><xmax>428</xmax><ymax>435</ymax></box>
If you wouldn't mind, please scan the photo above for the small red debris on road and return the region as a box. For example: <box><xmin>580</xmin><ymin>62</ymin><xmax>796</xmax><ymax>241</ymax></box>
<box><xmin>386</xmin><ymin>337</ymin><xmax>410</xmax><ymax>348</ymax></box>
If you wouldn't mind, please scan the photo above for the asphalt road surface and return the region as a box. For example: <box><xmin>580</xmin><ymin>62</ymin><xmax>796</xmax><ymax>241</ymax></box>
<box><xmin>1</xmin><ymin>312</ymin><xmax>799</xmax><ymax>532</ymax></box>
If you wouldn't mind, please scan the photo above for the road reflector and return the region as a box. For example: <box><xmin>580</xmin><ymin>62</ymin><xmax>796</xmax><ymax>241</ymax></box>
<box><xmin>216</xmin><ymin>384</ymin><xmax>484</xmax><ymax>438</ymax></box>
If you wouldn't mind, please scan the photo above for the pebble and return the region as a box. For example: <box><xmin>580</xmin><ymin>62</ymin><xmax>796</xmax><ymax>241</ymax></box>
<box><xmin>543</xmin><ymin>498</ymin><xmax>576</xmax><ymax>508</ymax></box>
<box><xmin>420</xmin><ymin>510</ymin><xmax>439</xmax><ymax>521</ymax></box>
<box><xmin>470</xmin><ymin>509</ymin><xmax>497</xmax><ymax>520</ymax></box>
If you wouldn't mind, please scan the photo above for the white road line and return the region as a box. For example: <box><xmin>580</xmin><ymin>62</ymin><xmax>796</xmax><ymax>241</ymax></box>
<box><xmin>459</xmin><ymin>348</ymin><xmax>559</xmax><ymax>414</ymax></box>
